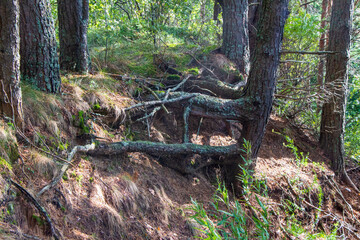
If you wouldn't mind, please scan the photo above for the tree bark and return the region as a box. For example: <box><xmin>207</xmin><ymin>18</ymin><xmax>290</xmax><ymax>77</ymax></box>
<box><xmin>225</xmin><ymin>0</ymin><xmax>289</xmax><ymax>184</ymax></box>
<box><xmin>20</xmin><ymin>0</ymin><xmax>61</xmax><ymax>93</ymax></box>
<box><xmin>248</xmin><ymin>0</ymin><xmax>262</xmax><ymax>57</ymax></box>
<box><xmin>219</xmin><ymin>0</ymin><xmax>250</xmax><ymax>79</ymax></box>
<box><xmin>320</xmin><ymin>0</ymin><xmax>354</xmax><ymax>177</ymax></box>
<box><xmin>0</xmin><ymin>0</ymin><xmax>23</xmax><ymax>127</ymax></box>
<box><xmin>317</xmin><ymin>0</ymin><xmax>329</xmax><ymax>88</ymax></box>
<box><xmin>58</xmin><ymin>0</ymin><xmax>90</xmax><ymax>73</ymax></box>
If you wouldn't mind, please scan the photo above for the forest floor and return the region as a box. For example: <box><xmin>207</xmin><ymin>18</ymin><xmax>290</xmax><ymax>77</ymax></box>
<box><xmin>0</xmin><ymin>51</ymin><xmax>360</xmax><ymax>239</ymax></box>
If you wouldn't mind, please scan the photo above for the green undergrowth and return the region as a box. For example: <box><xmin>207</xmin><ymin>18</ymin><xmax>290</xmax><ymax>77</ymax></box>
<box><xmin>62</xmin><ymin>73</ymin><xmax>119</xmax><ymax>92</ymax></box>
<box><xmin>89</xmin><ymin>37</ymin><xmax>216</xmax><ymax>77</ymax></box>
<box><xmin>189</xmin><ymin>140</ymin><xmax>337</xmax><ymax>239</ymax></box>
<box><xmin>0</xmin><ymin>121</ymin><xmax>19</xmax><ymax>167</ymax></box>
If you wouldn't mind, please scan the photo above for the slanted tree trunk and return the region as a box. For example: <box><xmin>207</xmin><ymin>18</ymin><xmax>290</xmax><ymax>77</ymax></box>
<box><xmin>58</xmin><ymin>0</ymin><xmax>90</xmax><ymax>73</ymax></box>
<box><xmin>20</xmin><ymin>0</ymin><xmax>61</xmax><ymax>93</ymax></box>
<box><xmin>219</xmin><ymin>0</ymin><xmax>250</xmax><ymax>79</ymax></box>
<box><xmin>0</xmin><ymin>0</ymin><xmax>23</xmax><ymax>127</ymax></box>
<box><xmin>225</xmin><ymin>0</ymin><xmax>289</xmax><ymax>184</ymax></box>
<box><xmin>88</xmin><ymin>0</ymin><xmax>290</xmax><ymax>190</ymax></box>
<box><xmin>320</xmin><ymin>0</ymin><xmax>354</xmax><ymax>178</ymax></box>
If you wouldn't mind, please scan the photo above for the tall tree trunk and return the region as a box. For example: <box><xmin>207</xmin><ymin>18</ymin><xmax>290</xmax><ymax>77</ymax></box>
<box><xmin>58</xmin><ymin>0</ymin><xmax>90</xmax><ymax>73</ymax></box>
<box><xmin>317</xmin><ymin>0</ymin><xmax>329</xmax><ymax>88</ymax></box>
<box><xmin>20</xmin><ymin>0</ymin><xmax>61</xmax><ymax>93</ymax></box>
<box><xmin>225</xmin><ymin>0</ymin><xmax>289</xmax><ymax>184</ymax></box>
<box><xmin>0</xmin><ymin>0</ymin><xmax>23</xmax><ymax>128</ymax></box>
<box><xmin>219</xmin><ymin>0</ymin><xmax>250</xmax><ymax>79</ymax></box>
<box><xmin>320</xmin><ymin>0</ymin><xmax>354</xmax><ymax>177</ymax></box>
<box><xmin>248</xmin><ymin>0</ymin><xmax>262</xmax><ymax>57</ymax></box>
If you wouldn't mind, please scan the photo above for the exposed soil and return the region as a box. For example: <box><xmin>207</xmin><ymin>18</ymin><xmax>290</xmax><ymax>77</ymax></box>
<box><xmin>0</xmin><ymin>75</ymin><xmax>359</xmax><ymax>239</ymax></box>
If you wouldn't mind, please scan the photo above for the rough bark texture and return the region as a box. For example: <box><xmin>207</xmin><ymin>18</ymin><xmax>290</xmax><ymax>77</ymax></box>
<box><xmin>320</xmin><ymin>0</ymin><xmax>354</xmax><ymax>176</ymax></box>
<box><xmin>89</xmin><ymin>141</ymin><xmax>240</xmax><ymax>158</ymax></box>
<box><xmin>317</xmin><ymin>0</ymin><xmax>329</xmax><ymax>87</ymax></box>
<box><xmin>219</xmin><ymin>0</ymin><xmax>250</xmax><ymax>78</ymax></box>
<box><xmin>0</xmin><ymin>0</ymin><xmax>23</xmax><ymax>127</ymax></box>
<box><xmin>20</xmin><ymin>0</ymin><xmax>61</xmax><ymax>93</ymax></box>
<box><xmin>248</xmin><ymin>0</ymin><xmax>262</xmax><ymax>57</ymax></box>
<box><xmin>58</xmin><ymin>0</ymin><xmax>90</xmax><ymax>73</ymax></box>
<box><xmin>225</xmin><ymin>0</ymin><xmax>289</xmax><ymax>184</ymax></box>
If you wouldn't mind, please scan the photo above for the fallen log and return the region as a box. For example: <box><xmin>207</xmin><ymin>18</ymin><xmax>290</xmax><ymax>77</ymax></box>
<box><xmin>86</xmin><ymin>141</ymin><xmax>240</xmax><ymax>158</ymax></box>
<box><xmin>85</xmin><ymin>141</ymin><xmax>240</xmax><ymax>174</ymax></box>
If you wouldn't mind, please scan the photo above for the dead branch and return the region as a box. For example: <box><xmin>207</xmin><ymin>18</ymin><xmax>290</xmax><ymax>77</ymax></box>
<box><xmin>164</xmin><ymin>75</ymin><xmax>191</xmax><ymax>100</ymax></box>
<box><xmin>0</xmin><ymin>228</ymin><xmax>42</xmax><ymax>240</ymax></box>
<box><xmin>300</xmin><ymin>0</ymin><xmax>317</xmax><ymax>7</ymax></box>
<box><xmin>37</xmin><ymin>143</ymin><xmax>95</xmax><ymax>197</ymax></box>
<box><xmin>10</xmin><ymin>179</ymin><xmax>61</xmax><ymax>240</ymax></box>
<box><xmin>185</xmin><ymin>52</ymin><xmax>220</xmax><ymax>80</ymax></box>
<box><xmin>124</xmin><ymin>93</ymin><xmax>199</xmax><ymax>111</ymax></box>
<box><xmin>15</xmin><ymin>125</ymin><xmax>73</xmax><ymax>166</ymax></box>
<box><xmin>140</xmin><ymin>84</ymin><xmax>169</xmax><ymax>114</ymax></box>
<box><xmin>347</xmin><ymin>166</ymin><xmax>360</xmax><ymax>172</ymax></box>
<box><xmin>163</xmin><ymin>77</ymin><xmax>241</xmax><ymax>99</ymax></box>
<box><xmin>86</xmin><ymin>141</ymin><xmax>240</xmax><ymax>158</ymax></box>
<box><xmin>281</xmin><ymin>50</ymin><xmax>337</xmax><ymax>55</ymax></box>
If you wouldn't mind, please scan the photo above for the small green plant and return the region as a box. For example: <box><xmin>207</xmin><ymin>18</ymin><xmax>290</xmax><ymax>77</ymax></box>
<box><xmin>187</xmin><ymin>68</ymin><xmax>199</xmax><ymax>75</ymax></box>
<box><xmin>7</xmin><ymin>122</ymin><xmax>15</xmax><ymax>130</ymax></box>
<box><xmin>76</xmin><ymin>174</ymin><xmax>83</xmax><ymax>185</ymax></box>
<box><xmin>123</xmin><ymin>125</ymin><xmax>135</xmax><ymax>141</ymax></box>
<box><xmin>93</xmin><ymin>103</ymin><xmax>101</xmax><ymax>110</ymax></box>
<box><xmin>166</xmin><ymin>74</ymin><xmax>181</xmax><ymax>80</ymax></box>
<box><xmin>272</xmin><ymin>130</ymin><xmax>309</xmax><ymax>166</ymax></box>
<box><xmin>237</xmin><ymin>140</ymin><xmax>268</xmax><ymax>196</ymax></box>
<box><xmin>190</xmin><ymin>140</ymin><xmax>271</xmax><ymax>239</ymax></box>
<box><xmin>78</xmin><ymin>111</ymin><xmax>90</xmax><ymax>134</ymax></box>
<box><xmin>62</xmin><ymin>172</ymin><xmax>69</xmax><ymax>181</ymax></box>
<box><xmin>0</xmin><ymin>157</ymin><xmax>12</xmax><ymax>171</ymax></box>
<box><xmin>32</xmin><ymin>214</ymin><xmax>45</xmax><ymax>226</ymax></box>
<box><xmin>61</xmin><ymin>206</ymin><xmax>66</xmax><ymax>213</ymax></box>
<box><xmin>190</xmin><ymin>182</ymin><xmax>248</xmax><ymax>239</ymax></box>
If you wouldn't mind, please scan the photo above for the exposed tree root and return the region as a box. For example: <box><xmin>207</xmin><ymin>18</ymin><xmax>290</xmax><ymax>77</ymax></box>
<box><xmin>163</xmin><ymin>77</ymin><xmax>242</xmax><ymax>99</ymax></box>
<box><xmin>10</xmin><ymin>179</ymin><xmax>61</xmax><ymax>240</ymax></box>
<box><xmin>341</xmin><ymin>171</ymin><xmax>360</xmax><ymax>193</ymax></box>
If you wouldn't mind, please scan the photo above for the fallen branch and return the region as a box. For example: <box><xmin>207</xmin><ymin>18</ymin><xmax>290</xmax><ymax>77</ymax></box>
<box><xmin>87</xmin><ymin>141</ymin><xmax>240</xmax><ymax>158</ymax></box>
<box><xmin>347</xmin><ymin>166</ymin><xmax>360</xmax><ymax>172</ymax></box>
<box><xmin>15</xmin><ymin>125</ymin><xmax>72</xmax><ymax>166</ymax></box>
<box><xmin>37</xmin><ymin>143</ymin><xmax>95</xmax><ymax>197</ymax></box>
<box><xmin>164</xmin><ymin>75</ymin><xmax>191</xmax><ymax>100</ymax></box>
<box><xmin>124</xmin><ymin>93</ymin><xmax>199</xmax><ymax>111</ymax></box>
<box><xmin>141</xmin><ymin>84</ymin><xmax>169</xmax><ymax>114</ymax></box>
<box><xmin>300</xmin><ymin>0</ymin><xmax>316</xmax><ymax>7</ymax></box>
<box><xmin>303</xmin><ymin>199</ymin><xmax>360</xmax><ymax>239</ymax></box>
<box><xmin>136</xmin><ymin>106</ymin><xmax>161</xmax><ymax>122</ymax></box>
<box><xmin>281</xmin><ymin>50</ymin><xmax>338</xmax><ymax>55</ymax></box>
<box><xmin>162</xmin><ymin>77</ymin><xmax>242</xmax><ymax>99</ymax></box>
<box><xmin>0</xmin><ymin>228</ymin><xmax>42</xmax><ymax>240</ymax></box>
<box><xmin>10</xmin><ymin>180</ymin><xmax>60</xmax><ymax>240</ymax></box>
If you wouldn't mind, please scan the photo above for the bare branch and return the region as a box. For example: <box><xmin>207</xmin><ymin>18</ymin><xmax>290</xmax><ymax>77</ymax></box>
<box><xmin>281</xmin><ymin>50</ymin><xmax>337</xmax><ymax>55</ymax></box>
